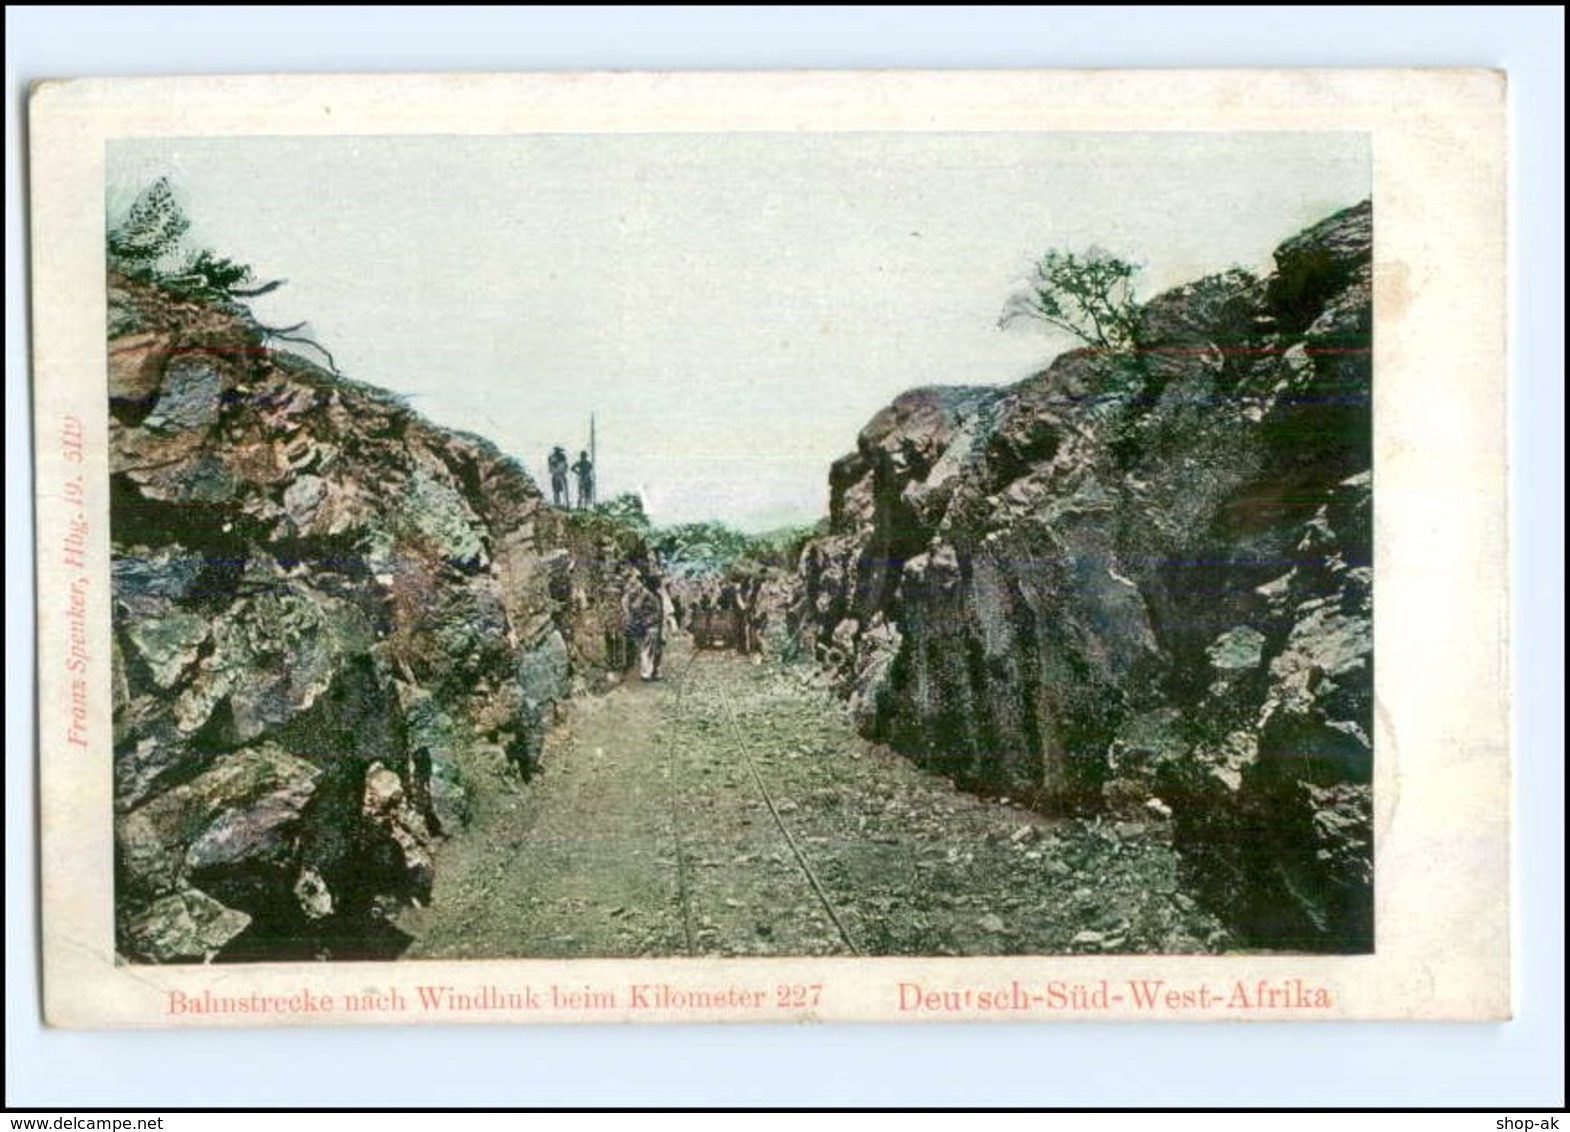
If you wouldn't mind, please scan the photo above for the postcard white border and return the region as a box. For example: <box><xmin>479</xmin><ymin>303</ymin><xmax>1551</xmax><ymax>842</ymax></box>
<box><xmin>29</xmin><ymin>67</ymin><xmax>1509</xmax><ymax>1031</ymax></box>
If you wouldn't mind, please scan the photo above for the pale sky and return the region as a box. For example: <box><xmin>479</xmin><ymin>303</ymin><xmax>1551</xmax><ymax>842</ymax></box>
<box><xmin>108</xmin><ymin>133</ymin><xmax>1368</xmax><ymax>530</ymax></box>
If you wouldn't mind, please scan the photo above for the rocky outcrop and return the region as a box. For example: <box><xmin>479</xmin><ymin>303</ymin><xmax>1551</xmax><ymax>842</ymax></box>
<box><xmin>109</xmin><ymin>275</ymin><xmax>649</xmax><ymax>962</ymax></box>
<box><xmin>798</xmin><ymin>202</ymin><xmax>1373</xmax><ymax>951</ymax></box>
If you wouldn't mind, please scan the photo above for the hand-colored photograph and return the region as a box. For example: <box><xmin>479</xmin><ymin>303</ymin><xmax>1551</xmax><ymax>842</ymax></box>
<box><xmin>103</xmin><ymin>131</ymin><xmax>1373</xmax><ymax>967</ymax></box>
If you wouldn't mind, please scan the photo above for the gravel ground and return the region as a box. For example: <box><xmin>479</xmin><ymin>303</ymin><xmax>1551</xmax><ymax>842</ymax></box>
<box><xmin>399</xmin><ymin>641</ymin><xmax>1231</xmax><ymax>958</ymax></box>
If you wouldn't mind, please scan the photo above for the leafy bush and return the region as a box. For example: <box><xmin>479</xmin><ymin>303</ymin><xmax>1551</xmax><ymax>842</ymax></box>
<box><xmin>168</xmin><ymin>249</ymin><xmax>285</xmax><ymax>301</ymax></box>
<box><xmin>106</xmin><ymin>177</ymin><xmax>190</xmax><ymax>275</ymax></box>
<box><xmin>1000</xmin><ymin>246</ymin><xmax>1142</xmax><ymax>351</ymax></box>
<box><xmin>107</xmin><ymin>177</ymin><xmax>284</xmax><ymax>305</ymax></box>
<box><xmin>106</xmin><ymin>177</ymin><xmax>344</xmax><ymax>371</ymax></box>
<box><xmin>577</xmin><ymin>496</ymin><xmax>818</xmax><ymax>580</ymax></box>
<box><xmin>743</xmin><ymin>521</ymin><xmax>825</xmax><ymax>571</ymax></box>
<box><xmin>654</xmin><ymin>519</ymin><xmax>821</xmax><ymax>579</ymax></box>
<box><xmin>652</xmin><ymin>521</ymin><xmax>761</xmax><ymax>578</ymax></box>
<box><xmin>591</xmin><ymin>492</ymin><xmax>652</xmax><ymax>534</ymax></box>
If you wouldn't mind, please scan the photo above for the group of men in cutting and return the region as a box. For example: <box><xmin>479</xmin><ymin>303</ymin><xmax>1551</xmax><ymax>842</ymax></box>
<box><xmin>544</xmin><ymin>442</ymin><xmax>664</xmax><ymax>682</ymax></box>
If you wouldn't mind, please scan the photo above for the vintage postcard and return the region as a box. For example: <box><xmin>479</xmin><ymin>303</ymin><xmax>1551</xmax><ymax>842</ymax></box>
<box><xmin>30</xmin><ymin>70</ymin><xmax>1507</xmax><ymax>1027</ymax></box>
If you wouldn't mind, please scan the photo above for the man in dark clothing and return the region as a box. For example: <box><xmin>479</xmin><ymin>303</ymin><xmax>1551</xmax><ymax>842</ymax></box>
<box><xmin>547</xmin><ymin>446</ymin><xmax>570</xmax><ymax>507</ymax></box>
<box><xmin>572</xmin><ymin>450</ymin><xmax>595</xmax><ymax>509</ymax></box>
<box><xmin>622</xmin><ymin>568</ymin><xmax>664</xmax><ymax>681</ymax></box>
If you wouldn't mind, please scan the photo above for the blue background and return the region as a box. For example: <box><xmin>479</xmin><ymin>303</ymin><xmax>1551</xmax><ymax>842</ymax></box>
<box><xmin>6</xmin><ymin>5</ymin><xmax>1563</xmax><ymax>1109</ymax></box>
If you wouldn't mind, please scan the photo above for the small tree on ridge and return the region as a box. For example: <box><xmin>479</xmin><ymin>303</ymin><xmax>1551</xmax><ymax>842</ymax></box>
<box><xmin>999</xmin><ymin>247</ymin><xmax>1142</xmax><ymax>352</ymax></box>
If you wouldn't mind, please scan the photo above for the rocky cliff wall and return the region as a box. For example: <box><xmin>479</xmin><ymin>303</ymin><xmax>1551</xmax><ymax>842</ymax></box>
<box><xmin>108</xmin><ymin>275</ymin><xmax>648</xmax><ymax>962</ymax></box>
<box><xmin>798</xmin><ymin>202</ymin><xmax>1374</xmax><ymax>950</ymax></box>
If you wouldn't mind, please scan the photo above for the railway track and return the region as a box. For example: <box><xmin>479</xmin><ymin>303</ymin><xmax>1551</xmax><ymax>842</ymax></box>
<box><xmin>662</xmin><ymin>648</ymin><xmax>700</xmax><ymax>955</ymax></box>
<box><xmin>663</xmin><ymin>644</ymin><xmax>861</xmax><ymax>957</ymax></box>
<box><xmin>407</xmin><ymin>641</ymin><xmax>1231</xmax><ymax>960</ymax></box>
<box><xmin>713</xmin><ymin>681</ymin><xmax>862</xmax><ymax>956</ymax></box>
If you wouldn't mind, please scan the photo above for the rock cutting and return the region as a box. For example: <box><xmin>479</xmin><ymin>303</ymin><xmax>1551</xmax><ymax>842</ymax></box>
<box><xmin>107</xmin><ymin>189</ymin><xmax>1374</xmax><ymax>962</ymax></box>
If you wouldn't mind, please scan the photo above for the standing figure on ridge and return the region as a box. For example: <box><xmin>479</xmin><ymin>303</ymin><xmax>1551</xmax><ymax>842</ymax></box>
<box><xmin>572</xmin><ymin>449</ymin><xmax>595</xmax><ymax>510</ymax></box>
<box><xmin>547</xmin><ymin>445</ymin><xmax>570</xmax><ymax>508</ymax></box>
